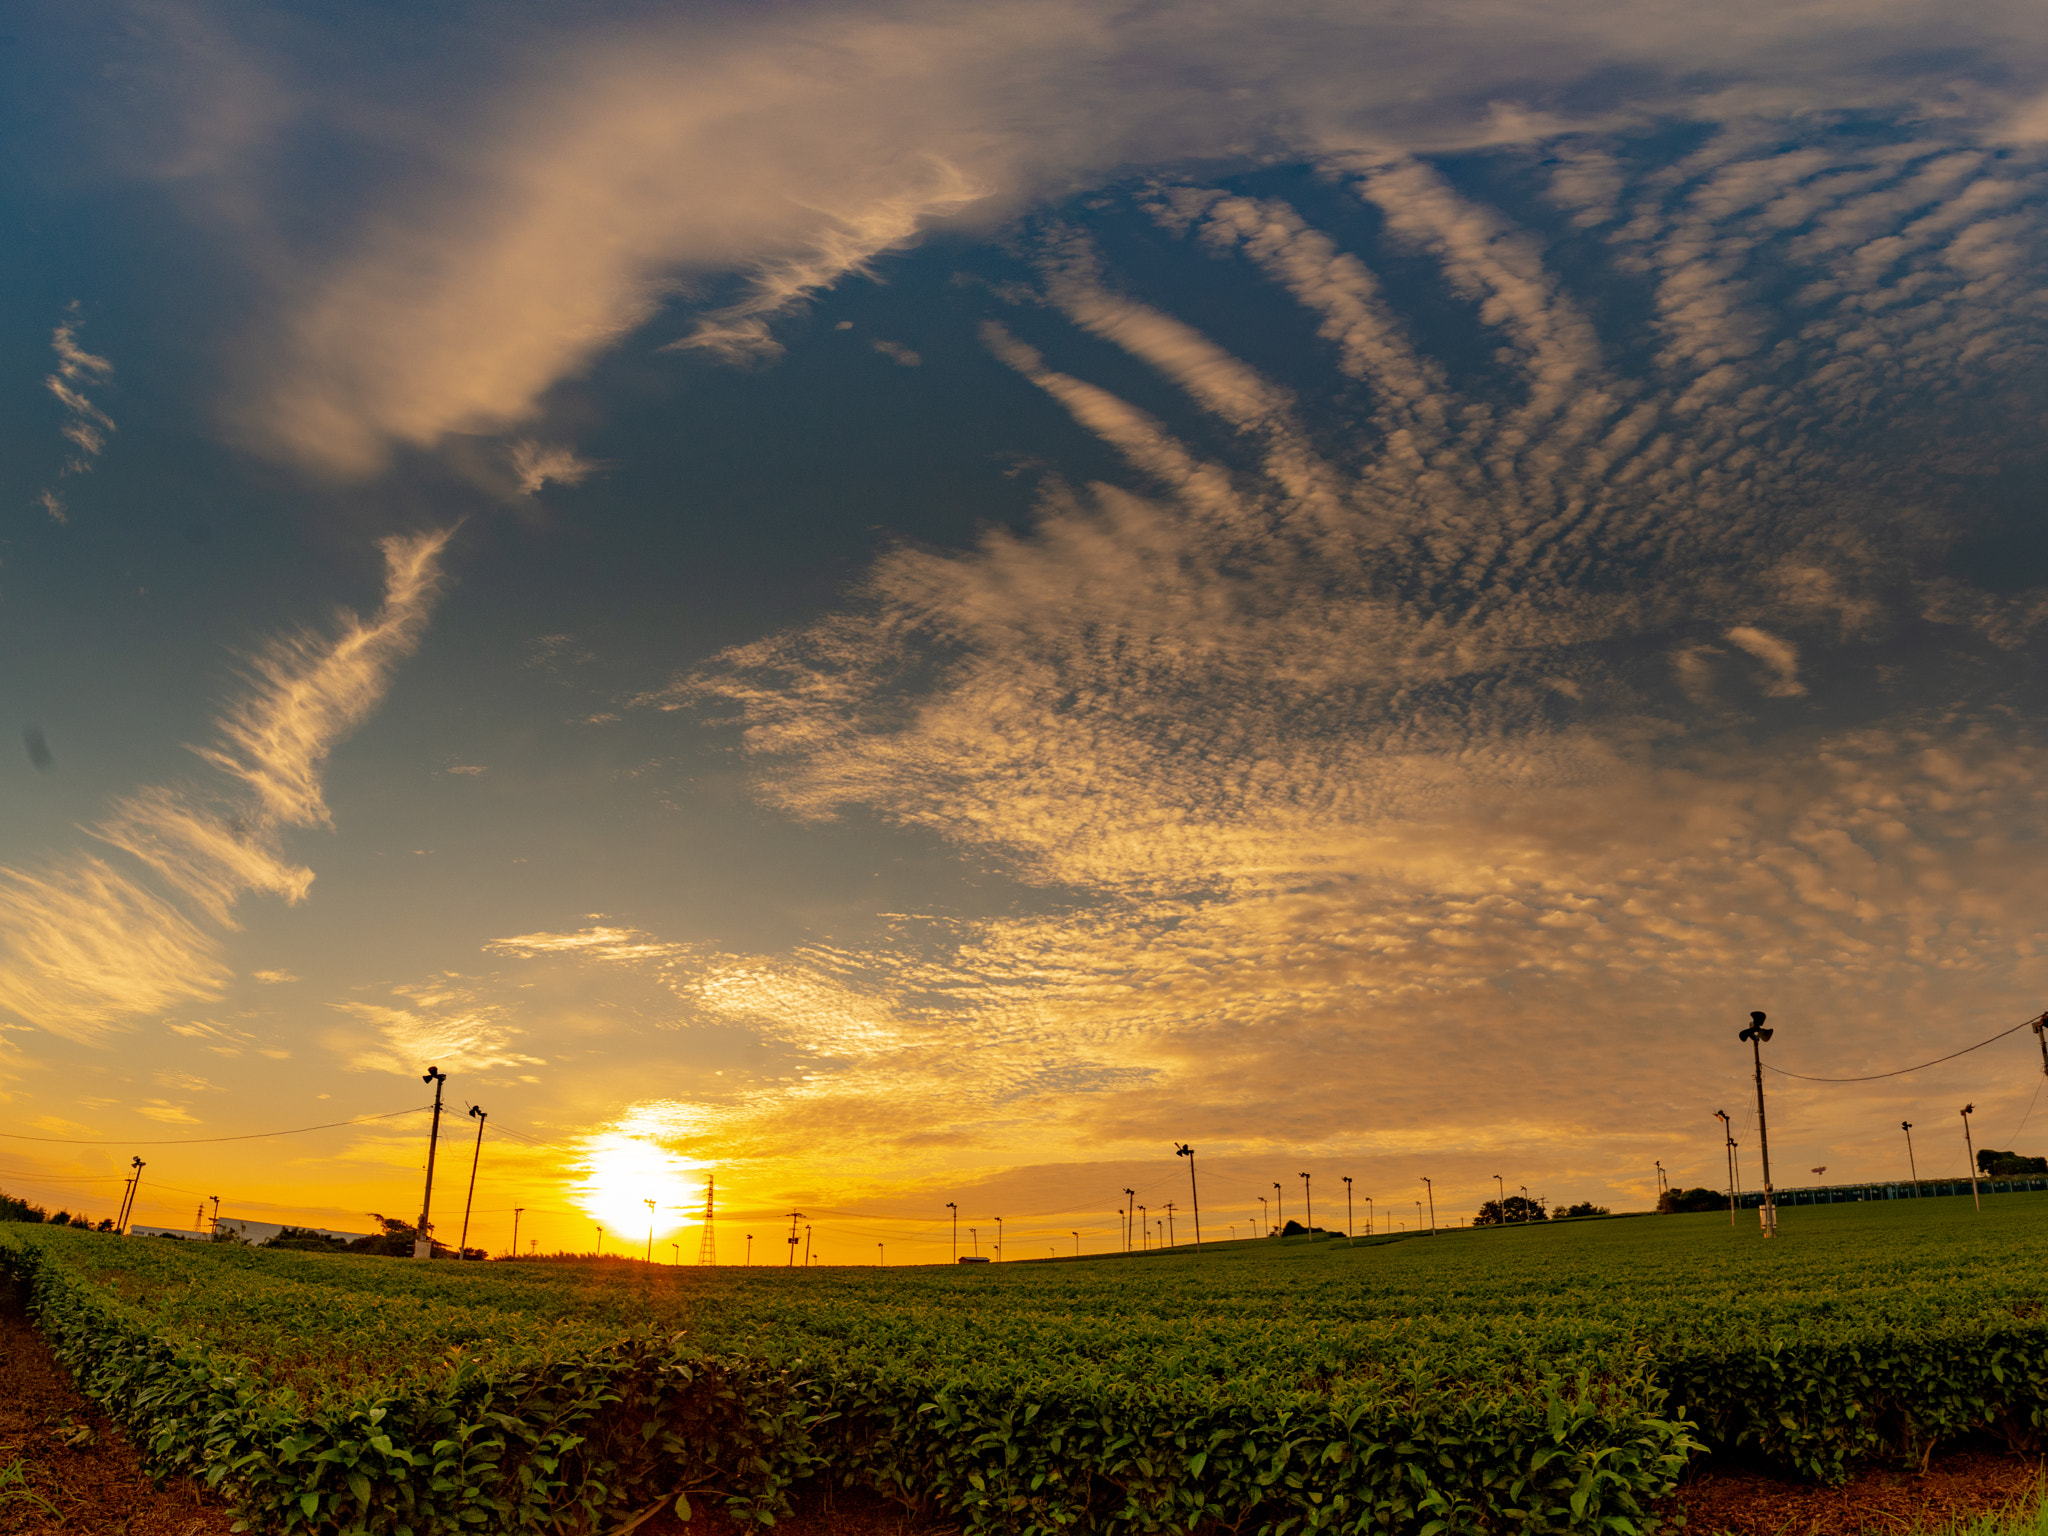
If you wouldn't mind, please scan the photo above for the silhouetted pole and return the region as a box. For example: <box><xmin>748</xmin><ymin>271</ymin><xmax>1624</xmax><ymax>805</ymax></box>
<box><xmin>416</xmin><ymin>1066</ymin><xmax>447</xmax><ymax>1259</ymax></box>
<box><xmin>1714</xmin><ymin>1109</ymin><xmax>1735</xmax><ymax>1226</ymax></box>
<box><xmin>993</xmin><ymin>1216</ymin><xmax>1002</xmax><ymax>1263</ymax></box>
<box><xmin>1257</xmin><ymin>1195</ymin><xmax>1268</xmax><ymax>1235</ymax></box>
<box><xmin>458</xmin><ymin>1104</ymin><xmax>487</xmax><ymax>1260</ymax></box>
<box><xmin>1176</xmin><ymin>1143</ymin><xmax>1202</xmax><ymax>1250</ymax></box>
<box><xmin>1492</xmin><ymin>1174</ymin><xmax>1504</xmax><ymax>1223</ymax></box>
<box><xmin>1164</xmin><ymin>1202</ymin><xmax>1176</xmax><ymax>1246</ymax></box>
<box><xmin>118</xmin><ymin>1157</ymin><xmax>146</xmax><ymax>1233</ymax></box>
<box><xmin>1902</xmin><ymin>1121</ymin><xmax>1917</xmax><ymax>1186</ymax></box>
<box><xmin>803</xmin><ymin>1224</ymin><xmax>812</xmax><ymax>1265</ymax></box>
<box><xmin>1137</xmin><ymin>1205</ymin><xmax>1147</xmax><ymax>1250</ymax></box>
<box><xmin>1342</xmin><ymin>1176</ymin><xmax>1353</xmax><ymax>1240</ymax></box>
<box><xmin>947</xmin><ymin>1201</ymin><xmax>958</xmax><ymax>1263</ymax></box>
<box><xmin>786</xmin><ymin>1210</ymin><xmax>803</xmax><ymax>1266</ymax></box>
<box><xmin>1962</xmin><ymin>1104</ymin><xmax>1980</xmax><ymax>1211</ymax></box>
<box><xmin>1300</xmin><ymin>1172</ymin><xmax>1312</xmax><ymax>1233</ymax></box>
<box><xmin>1422</xmin><ymin>1177</ymin><xmax>1435</xmax><ymax>1235</ymax></box>
<box><xmin>209</xmin><ymin>1195</ymin><xmax>220</xmax><ymax>1234</ymax></box>
<box><xmin>1273</xmin><ymin>1181</ymin><xmax>1283</xmax><ymax>1231</ymax></box>
<box><xmin>1740</xmin><ymin>1012</ymin><xmax>1777</xmax><ymax>1237</ymax></box>
<box><xmin>1363</xmin><ymin>1195</ymin><xmax>1373</xmax><ymax>1235</ymax></box>
<box><xmin>644</xmin><ymin>1197</ymin><xmax>655</xmax><ymax>1263</ymax></box>
<box><xmin>1072</xmin><ymin>1230</ymin><xmax>1080</xmax><ymax>1257</ymax></box>
<box><xmin>511</xmin><ymin>1207</ymin><xmax>524</xmax><ymax>1257</ymax></box>
<box><xmin>1123</xmin><ymin>1187</ymin><xmax>1135</xmax><ymax>1251</ymax></box>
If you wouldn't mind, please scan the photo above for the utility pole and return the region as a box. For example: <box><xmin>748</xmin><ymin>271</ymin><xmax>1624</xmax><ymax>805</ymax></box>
<box><xmin>1272</xmin><ymin>1181</ymin><xmax>1283</xmax><ymax>1232</ymax></box>
<box><xmin>1654</xmin><ymin>1161</ymin><xmax>1668</xmax><ymax>1202</ymax></box>
<box><xmin>803</xmin><ymin>1225</ymin><xmax>812</xmax><ymax>1266</ymax></box>
<box><xmin>645</xmin><ymin>1197</ymin><xmax>656</xmax><ymax>1264</ymax></box>
<box><xmin>1713</xmin><ymin>1110</ymin><xmax>1735</xmax><ymax>1225</ymax></box>
<box><xmin>947</xmin><ymin>1201</ymin><xmax>958</xmax><ymax>1263</ymax></box>
<box><xmin>459</xmin><ymin>1104</ymin><xmax>487</xmax><ymax>1260</ymax></box>
<box><xmin>1342</xmin><ymin>1176</ymin><xmax>1353</xmax><ymax>1240</ymax></box>
<box><xmin>1492</xmin><ymin>1174</ymin><xmax>1505</xmax><ymax>1223</ymax></box>
<box><xmin>1072</xmin><ymin>1230</ymin><xmax>1080</xmax><ymax>1257</ymax></box>
<box><xmin>1740</xmin><ymin>1012</ymin><xmax>1778</xmax><ymax>1237</ymax></box>
<box><xmin>1300</xmin><ymin>1172</ymin><xmax>1312</xmax><ymax>1234</ymax></box>
<box><xmin>969</xmin><ymin>1226</ymin><xmax>978</xmax><ymax>1257</ymax></box>
<box><xmin>1176</xmin><ymin>1144</ymin><xmax>1202</xmax><ymax>1250</ymax></box>
<box><xmin>746</xmin><ymin>1234</ymin><xmax>753</xmax><ymax>1265</ymax></box>
<box><xmin>1364</xmin><ymin>1195</ymin><xmax>1373</xmax><ymax>1235</ymax></box>
<box><xmin>1256</xmin><ymin>1195</ymin><xmax>1268</xmax><ymax>1235</ymax></box>
<box><xmin>118</xmin><ymin>1174</ymin><xmax>135</xmax><ymax>1233</ymax></box>
<box><xmin>209</xmin><ymin>1195</ymin><xmax>220</xmax><ymax>1234</ymax></box>
<box><xmin>1422</xmin><ymin>1177</ymin><xmax>1435</xmax><ymax>1235</ymax></box>
<box><xmin>416</xmin><ymin>1066</ymin><xmax>448</xmax><ymax>1259</ymax></box>
<box><xmin>1122</xmin><ymin>1188</ymin><xmax>1134</xmax><ymax>1251</ymax></box>
<box><xmin>1164</xmin><ymin>1202</ymin><xmax>1177</xmax><ymax>1247</ymax></box>
<box><xmin>595</xmin><ymin>1226</ymin><xmax>603</xmax><ymax>1256</ymax></box>
<box><xmin>118</xmin><ymin>1156</ymin><xmax>146</xmax><ymax>1233</ymax></box>
<box><xmin>1963</xmin><ymin>1104</ymin><xmax>1981</xmax><ymax>1211</ymax></box>
<box><xmin>1902</xmin><ymin>1122</ymin><xmax>1918</xmax><ymax>1186</ymax></box>
<box><xmin>786</xmin><ymin>1211</ymin><xmax>803</xmax><ymax>1267</ymax></box>
<box><xmin>511</xmin><ymin>1207</ymin><xmax>524</xmax><ymax>1258</ymax></box>
<box><xmin>877</xmin><ymin>1243</ymin><xmax>884</xmax><ymax>1266</ymax></box>
<box><xmin>993</xmin><ymin>1216</ymin><xmax>1003</xmax><ymax>1262</ymax></box>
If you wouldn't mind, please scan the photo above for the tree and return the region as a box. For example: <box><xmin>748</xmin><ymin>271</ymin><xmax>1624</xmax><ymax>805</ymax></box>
<box><xmin>1555</xmin><ymin>1201</ymin><xmax>1610</xmax><ymax>1219</ymax></box>
<box><xmin>264</xmin><ymin>1226</ymin><xmax>348</xmax><ymax>1252</ymax></box>
<box><xmin>1474</xmin><ymin>1196</ymin><xmax>1548</xmax><ymax>1225</ymax></box>
<box><xmin>347</xmin><ymin>1214</ymin><xmax>454</xmax><ymax>1258</ymax></box>
<box><xmin>1657</xmin><ymin>1187</ymin><xmax>1728</xmax><ymax>1214</ymax></box>
<box><xmin>1976</xmin><ymin>1149</ymin><xmax>2048</xmax><ymax>1177</ymax></box>
<box><xmin>0</xmin><ymin>1191</ymin><xmax>48</xmax><ymax>1223</ymax></box>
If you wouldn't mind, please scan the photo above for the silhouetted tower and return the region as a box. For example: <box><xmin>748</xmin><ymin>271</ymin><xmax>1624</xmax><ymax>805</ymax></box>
<box><xmin>696</xmin><ymin>1174</ymin><xmax>717</xmax><ymax>1266</ymax></box>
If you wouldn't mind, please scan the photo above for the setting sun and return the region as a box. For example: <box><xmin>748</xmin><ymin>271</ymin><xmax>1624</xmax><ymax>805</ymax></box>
<box><xmin>571</xmin><ymin>1132</ymin><xmax>704</xmax><ymax>1249</ymax></box>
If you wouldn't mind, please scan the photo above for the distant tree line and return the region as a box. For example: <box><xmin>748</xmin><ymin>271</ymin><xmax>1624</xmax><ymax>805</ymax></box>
<box><xmin>1977</xmin><ymin>1149</ymin><xmax>2048</xmax><ymax>1177</ymax></box>
<box><xmin>0</xmin><ymin>1190</ymin><xmax>112</xmax><ymax>1229</ymax></box>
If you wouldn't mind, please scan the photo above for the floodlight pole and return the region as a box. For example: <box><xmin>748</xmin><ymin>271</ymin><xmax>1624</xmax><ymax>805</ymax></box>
<box><xmin>1137</xmin><ymin>1205</ymin><xmax>1146</xmax><ymax>1250</ymax></box>
<box><xmin>1714</xmin><ymin>1110</ymin><xmax>1735</xmax><ymax>1226</ymax></box>
<box><xmin>993</xmin><ymin>1216</ymin><xmax>1002</xmax><ymax>1263</ymax></box>
<box><xmin>947</xmin><ymin>1201</ymin><xmax>958</xmax><ymax>1263</ymax></box>
<box><xmin>1300</xmin><ymin>1172</ymin><xmax>1312</xmax><ymax>1234</ymax></box>
<box><xmin>1072</xmin><ymin>1230</ymin><xmax>1080</xmax><ymax>1257</ymax></box>
<box><xmin>1176</xmin><ymin>1144</ymin><xmax>1203</xmax><ymax>1250</ymax></box>
<box><xmin>1257</xmin><ymin>1196</ymin><xmax>1268</xmax><ymax>1235</ymax></box>
<box><xmin>118</xmin><ymin>1157</ymin><xmax>146</xmax><ymax>1233</ymax></box>
<box><xmin>1962</xmin><ymin>1104</ymin><xmax>1980</xmax><ymax>1211</ymax></box>
<box><xmin>1363</xmin><ymin>1195</ymin><xmax>1373</xmax><ymax>1235</ymax></box>
<box><xmin>416</xmin><ymin>1066</ymin><xmax>447</xmax><ymax>1259</ymax></box>
<box><xmin>1492</xmin><ymin>1174</ymin><xmax>1505</xmax><ymax>1224</ymax></box>
<box><xmin>1741</xmin><ymin>1012</ymin><xmax>1777</xmax><ymax>1237</ymax></box>
<box><xmin>1901</xmin><ymin>1122</ymin><xmax>1917</xmax><ymax>1186</ymax></box>
<box><xmin>645</xmin><ymin>1198</ymin><xmax>656</xmax><ymax>1263</ymax></box>
<box><xmin>1122</xmin><ymin>1188</ymin><xmax>1134</xmax><ymax>1252</ymax></box>
<box><xmin>1273</xmin><ymin>1181</ymin><xmax>1283</xmax><ymax>1232</ymax></box>
<box><xmin>1342</xmin><ymin>1176</ymin><xmax>1353</xmax><ymax>1240</ymax></box>
<box><xmin>1422</xmin><ymin>1177</ymin><xmax>1435</xmax><ymax>1235</ymax></box>
<box><xmin>458</xmin><ymin>1104</ymin><xmax>486</xmax><ymax>1261</ymax></box>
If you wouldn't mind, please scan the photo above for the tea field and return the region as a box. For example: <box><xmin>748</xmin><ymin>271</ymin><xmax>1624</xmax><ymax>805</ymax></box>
<box><xmin>6</xmin><ymin>1196</ymin><xmax>2048</xmax><ymax>1535</ymax></box>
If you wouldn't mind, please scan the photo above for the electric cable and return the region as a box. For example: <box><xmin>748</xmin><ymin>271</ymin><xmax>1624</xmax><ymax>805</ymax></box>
<box><xmin>0</xmin><ymin>1105</ymin><xmax>428</xmax><ymax>1146</ymax></box>
<box><xmin>1761</xmin><ymin>1015</ymin><xmax>2042</xmax><ymax>1083</ymax></box>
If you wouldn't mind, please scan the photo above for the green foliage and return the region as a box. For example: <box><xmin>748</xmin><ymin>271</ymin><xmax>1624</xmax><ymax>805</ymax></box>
<box><xmin>1980</xmin><ymin>1150</ymin><xmax>2048</xmax><ymax>1178</ymax></box>
<box><xmin>6</xmin><ymin>1198</ymin><xmax>2048</xmax><ymax>1532</ymax></box>
<box><xmin>1655</xmin><ymin>1187</ymin><xmax>1726</xmax><ymax>1214</ymax></box>
<box><xmin>263</xmin><ymin>1227</ymin><xmax>349</xmax><ymax>1253</ymax></box>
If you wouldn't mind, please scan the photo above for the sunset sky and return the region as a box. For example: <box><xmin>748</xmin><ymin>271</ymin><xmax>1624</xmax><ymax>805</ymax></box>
<box><xmin>5</xmin><ymin>0</ymin><xmax>2048</xmax><ymax>1262</ymax></box>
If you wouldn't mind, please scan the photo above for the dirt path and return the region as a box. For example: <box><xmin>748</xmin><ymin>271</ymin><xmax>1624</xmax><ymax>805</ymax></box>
<box><xmin>0</xmin><ymin>1274</ymin><xmax>236</xmax><ymax>1536</ymax></box>
<box><xmin>1671</xmin><ymin>1447</ymin><xmax>2045</xmax><ymax>1535</ymax></box>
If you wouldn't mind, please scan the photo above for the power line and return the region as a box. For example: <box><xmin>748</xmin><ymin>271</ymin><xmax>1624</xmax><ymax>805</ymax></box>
<box><xmin>0</xmin><ymin>1106</ymin><xmax>428</xmax><ymax>1146</ymax></box>
<box><xmin>1761</xmin><ymin>1016</ymin><xmax>2040</xmax><ymax>1083</ymax></box>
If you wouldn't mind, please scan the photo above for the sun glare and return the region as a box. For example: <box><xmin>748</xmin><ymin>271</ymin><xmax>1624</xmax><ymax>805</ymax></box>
<box><xmin>572</xmin><ymin>1131</ymin><xmax>704</xmax><ymax>1246</ymax></box>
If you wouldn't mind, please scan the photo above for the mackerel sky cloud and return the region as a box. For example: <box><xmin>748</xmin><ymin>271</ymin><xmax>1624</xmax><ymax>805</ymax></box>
<box><xmin>1</xmin><ymin>0</ymin><xmax>2046</xmax><ymax>1254</ymax></box>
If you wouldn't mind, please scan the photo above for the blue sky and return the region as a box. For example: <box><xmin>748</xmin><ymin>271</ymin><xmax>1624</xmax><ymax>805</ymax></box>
<box><xmin>3</xmin><ymin>0</ymin><xmax>2048</xmax><ymax>1259</ymax></box>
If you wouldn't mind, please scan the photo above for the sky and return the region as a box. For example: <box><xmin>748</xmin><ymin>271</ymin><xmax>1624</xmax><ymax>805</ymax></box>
<box><xmin>4</xmin><ymin>0</ymin><xmax>2048</xmax><ymax>1263</ymax></box>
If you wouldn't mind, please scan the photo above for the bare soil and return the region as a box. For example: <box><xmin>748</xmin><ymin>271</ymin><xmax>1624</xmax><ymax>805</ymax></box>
<box><xmin>1670</xmin><ymin>1447</ymin><xmax>2046</xmax><ymax>1534</ymax></box>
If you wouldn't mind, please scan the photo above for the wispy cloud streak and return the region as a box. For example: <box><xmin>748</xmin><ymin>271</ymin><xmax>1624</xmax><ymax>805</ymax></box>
<box><xmin>0</xmin><ymin>530</ymin><xmax>455</xmax><ymax>1042</ymax></box>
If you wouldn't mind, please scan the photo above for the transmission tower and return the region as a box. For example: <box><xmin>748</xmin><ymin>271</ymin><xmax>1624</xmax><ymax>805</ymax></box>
<box><xmin>696</xmin><ymin>1174</ymin><xmax>717</xmax><ymax>1266</ymax></box>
